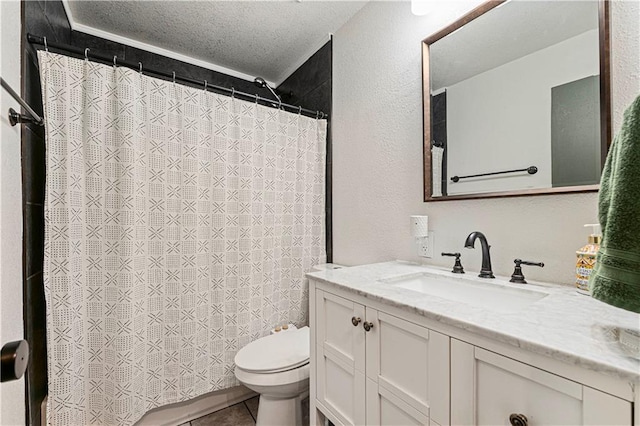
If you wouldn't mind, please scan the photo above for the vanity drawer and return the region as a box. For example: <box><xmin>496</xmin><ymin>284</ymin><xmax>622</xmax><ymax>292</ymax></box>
<box><xmin>451</xmin><ymin>339</ymin><xmax>632</xmax><ymax>426</ymax></box>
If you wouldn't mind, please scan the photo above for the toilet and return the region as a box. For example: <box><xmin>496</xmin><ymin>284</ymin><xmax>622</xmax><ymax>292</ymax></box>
<box><xmin>234</xmin><ymin>326</ymin><xmax>310</xmax><ymax>426</ymax></box>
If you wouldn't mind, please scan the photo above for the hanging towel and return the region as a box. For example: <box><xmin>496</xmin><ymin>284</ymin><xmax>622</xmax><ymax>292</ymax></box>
<box><xmin>589</xmin><ymin>94</ymin><xmax>640</xmax><ymax>313</ymax></box>
<box><xmin>431</xmin><ymin>145</ymin><xmax>444</xmax><ymax>197</ymax></box>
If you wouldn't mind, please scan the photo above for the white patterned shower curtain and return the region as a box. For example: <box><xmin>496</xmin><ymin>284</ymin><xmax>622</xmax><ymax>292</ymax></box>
<box><xmin>39</xmin><ymin>51</ymin><xmax>326</xmax><ymax>425</ymax></box>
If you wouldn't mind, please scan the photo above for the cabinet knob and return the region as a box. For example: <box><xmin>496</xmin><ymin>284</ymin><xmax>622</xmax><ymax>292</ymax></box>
<box><xmin>351</xmin><ymin>317</ymin><xmax>362</xmax><ymax>326</ymax></box>
<box><xmin>363</xmin><ymin>321</ymin><xmax>374</xmax><ymax>332</ymax></box>
<box><xmin>509</xmin><ymin>413</ymin><xmax>528</xmax><ymax>426</ymax></box>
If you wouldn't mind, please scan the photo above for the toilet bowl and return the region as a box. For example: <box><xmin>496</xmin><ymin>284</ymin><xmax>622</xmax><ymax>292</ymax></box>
<box><xmin>234</xmin><ymin>326</ymin><xmax>310</xmax><ymax>426</ymax></box>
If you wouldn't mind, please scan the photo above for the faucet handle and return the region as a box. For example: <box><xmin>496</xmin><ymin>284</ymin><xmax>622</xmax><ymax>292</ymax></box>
<box><xmin>509</xmin><ymin>259</ymin><xmax>544</xmax><ymax>284</ymax></box>
<box><xmin>441</xmin><ymin>252</ymin><xmax>465</xmax><ymax>274</ymax></box>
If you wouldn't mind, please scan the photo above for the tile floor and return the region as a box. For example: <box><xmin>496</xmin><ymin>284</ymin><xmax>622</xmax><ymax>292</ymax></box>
<box><xmin>179</xmin><ymin>396</ymin><xmax>310</xmax><ymax>426</ymax></box>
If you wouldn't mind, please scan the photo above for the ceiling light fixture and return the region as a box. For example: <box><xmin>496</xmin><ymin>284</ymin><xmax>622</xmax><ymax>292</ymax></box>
<box><xmin>411</xmin><ymin>0</ymin><xmax>431</xmax><ymax>16</ymax></box>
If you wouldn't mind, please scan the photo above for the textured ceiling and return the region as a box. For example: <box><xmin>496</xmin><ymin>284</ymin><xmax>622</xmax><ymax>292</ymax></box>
<box><xmin>430</xmin><ymin>0</ymin><xmax>599</xmax><ymax>91</ymax></box>
<box><xmin>66</xmin><ymin>1</ymin><xmax>368</xmax><ymax>85</ymax></box>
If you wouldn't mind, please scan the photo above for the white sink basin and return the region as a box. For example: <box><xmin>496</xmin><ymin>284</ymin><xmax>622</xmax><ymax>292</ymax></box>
<box><xmin>380</xmin><ymin>272</ymin><xmax>549</xmax><ymax>313</ymax></box>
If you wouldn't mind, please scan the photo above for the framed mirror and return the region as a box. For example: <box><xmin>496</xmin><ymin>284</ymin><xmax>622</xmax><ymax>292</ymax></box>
<box><xmin>422</xmin><ymin>0</ymin><xmax>610</xmax><ymax>201</ymax></box>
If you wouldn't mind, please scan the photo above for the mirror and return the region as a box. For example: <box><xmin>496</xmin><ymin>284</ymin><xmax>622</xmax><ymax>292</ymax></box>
<box><xmin>422</xmin><ymin>0</ymin><xmax>610</xmax><ymax>201</ymax></box>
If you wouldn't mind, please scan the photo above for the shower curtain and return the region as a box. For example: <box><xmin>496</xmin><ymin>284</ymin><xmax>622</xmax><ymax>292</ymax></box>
<box><xmin>39</xmin><ymin>51</ymin><xmax>326</xmax><ymax>425</ymax></box>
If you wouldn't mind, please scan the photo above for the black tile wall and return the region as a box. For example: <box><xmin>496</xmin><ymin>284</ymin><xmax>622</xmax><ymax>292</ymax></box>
<box><xmin>24</xmin><ymin>203</ymin><xmax>45</xmax><ymax>279</ymax></box>
<box><xmin>23</xmin><ymin>50</ymin><xmax>44</xmax><ymax>120</ymax></box>
<box><xmin>24</xmin><ymin>272</ymin><xmax>47</xmax><ymax>426</ymax></box>
<box><xmin>70</xmin><ymin>30</ymin><xmax>127</xmax><ymax>60</ymax></box>
<box><xmin>22</xmin><ymin>128</ymin><xmax>46</xmax><ymax>206</ymax></box>
<box><xmin>432</xmin><ymin>92</ymin><xmax>446</xmax><ymax>130</ymax></box>
<box><xmin>277</xmin><ymin>41</ymin><xmax>332</xmax><ymax>115</ymax></box>
<box><xmin>22</xmin><ymin>0</ymin><xmax>71</xmax><ymax>422</ymax></box>
<box><xmin>22</xmin><ymin>3</ymin><xmax>332</xmax><ymax>424</ymax></box>
<box><xmin>42</xmin><ymin>1</ymin><xmax>71</xmax><ymax>44</ymax></box>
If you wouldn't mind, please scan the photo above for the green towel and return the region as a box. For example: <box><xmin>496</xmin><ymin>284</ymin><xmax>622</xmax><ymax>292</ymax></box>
<box><xmin>589</xmin><ymin>94</ymin><xmax>640</xmax><ymax>313</ymax></box>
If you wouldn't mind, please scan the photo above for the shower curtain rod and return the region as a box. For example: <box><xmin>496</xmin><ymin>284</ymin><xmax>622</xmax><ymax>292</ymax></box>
<box><xmin>27</xmin><ymin>33</ymin><xmax>328</xmax><ymax>119</ymax></box>
<box><xmin>1</xmin><ymin>77</ymin><xmax>44</xmax><ymax>126</ymax></box>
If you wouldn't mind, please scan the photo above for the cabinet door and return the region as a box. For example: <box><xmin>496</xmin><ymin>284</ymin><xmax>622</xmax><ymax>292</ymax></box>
<box><xmin>451</xmin><ymin>339</ymin><xmax>632</xmax><ymax>426</ymax></box>
<box><xmin>315</xmin><ymin>290</ymin><xmax>366</xmax><ymax>425</ymax></box>
<box><xmin>366</xmin><ymin>377</ymin><xmax>430</xmax><ymax>426</ymax></box>
<box><xmin>366</xmin><ymin>309</ymin><xmax>450</xmax><ymax>426</ymax></box>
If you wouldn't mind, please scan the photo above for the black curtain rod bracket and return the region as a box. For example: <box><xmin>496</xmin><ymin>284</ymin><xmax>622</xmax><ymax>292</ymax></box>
<box><xmin>8</xmin><ymin>108</ymin><xmax>43</xmax><ymax>127</ymax></box>
<box><xmin>451</xmin><ymin>166</ymin><xmax>538</xmax><ymax>183</ymax></box>
<box><xmin>27</xmin><ymin>33</ymin><xmax>327</xmax><ymax>120</ymax></box>
<box><xmin>1</xmin><ymin>77</ymin><xmax>44</xmax><ymax>127</ymax></box>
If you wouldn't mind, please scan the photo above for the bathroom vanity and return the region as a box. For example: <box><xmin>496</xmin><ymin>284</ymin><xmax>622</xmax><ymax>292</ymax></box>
<box><xmin>307</xmin><ymin>262</ymin><xmax>640</xmax><ymax>426</ymax></box>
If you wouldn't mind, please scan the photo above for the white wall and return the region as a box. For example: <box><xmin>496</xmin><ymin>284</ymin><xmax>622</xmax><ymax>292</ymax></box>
<box><xmin>446</xmin><ymin>30</ymin><xmax>599</xmax><ymax>195</ymax></box>
<box><xmin>332</xmin><ymin>0</ymin><xmax>640</xmax><ymax>286</ymax></box>
<box><xmin>0</xmin><ymin>0</ymin><xmax>26</xmax><ymax>424</ymax></box>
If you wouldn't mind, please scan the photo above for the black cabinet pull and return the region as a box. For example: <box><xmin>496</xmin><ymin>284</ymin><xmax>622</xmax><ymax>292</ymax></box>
<box><xmin>363</xmin><ymin>322</ymin><xmax>374</xmax><ymax>332</ymax></box>
<box><xmin>351</xmin><ymin>317</ymin><xmax>361</xmax><ymax>327</ymax></box>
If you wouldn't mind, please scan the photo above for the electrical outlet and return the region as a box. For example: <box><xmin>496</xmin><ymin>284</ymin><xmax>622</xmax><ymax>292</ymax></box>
<box><xmin>417</xmin><ymin>231</ymin><xmax>435</xmax><ymax>258</ymax></box>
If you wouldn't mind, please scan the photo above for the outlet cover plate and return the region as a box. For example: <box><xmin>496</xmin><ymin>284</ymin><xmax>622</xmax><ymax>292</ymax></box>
<box><xmin>418</xmin><ymin>231</ymin><xmax>434</xmax><ymax>258</ymax></box>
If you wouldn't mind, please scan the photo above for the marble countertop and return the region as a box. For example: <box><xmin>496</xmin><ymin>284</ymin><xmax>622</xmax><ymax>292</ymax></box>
<box><xmin>307</xmin><ymin>261</ymin><xmax>640</xmax><ymax>382</ymax></box>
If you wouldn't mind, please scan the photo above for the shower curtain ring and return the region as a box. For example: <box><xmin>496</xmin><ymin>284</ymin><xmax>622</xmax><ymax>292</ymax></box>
<box><xmin>320</xmin><ymin>112</ymin><xmax>325</xmax><ymax>119</ymax></box>
<box><xmin>298</xmin><ymin>106</ymin><xmax>302</xmax><ymax>115</ymax></box>
<box><xmin>204</xmin><ymin>80</ymin><xmax>208</xmax><ymax>91</ymax></box>
<box><xmin>84</xmin><ymin>48</ymin><xmax>90</xmax><ymax>61</ymax></box>
<box><xmin>43</xmin><ymin>37</ymin><xmax>48</xmax><ymax>52</ymax></box>
<box><xmin>113</xmin><ymin>55</ymin><xmax>117</xmax><ymax>67</ymax></box>
<box><xmin>139</xmin><ymin>62</ymin><xmax>143</xmax><ymax>74</ymax></box>
<box><xmin>316</xmin><ymin>111</ymin><xmax>319</xmax><ymax>119</ymax></box>
<box><xmin>255</xmin><ymin>94</ymin><xmax>259</xmax><ymax>104</ymax></box>
<box><xmin>231</xmin><ymin>87</ymin><xmax>235</xmax><ymax>98</ymax></box>
<box><xmin>278</xmin><ymin>99</ymin><xmax>282</xmax><ymax>110</ymax></box>
<box><xmin>172</xmin><ymin>72</ymin><xmax>176</xmax><ymax>83</ymax></box>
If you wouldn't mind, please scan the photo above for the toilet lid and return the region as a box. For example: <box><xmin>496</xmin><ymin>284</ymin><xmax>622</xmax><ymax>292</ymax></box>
<box><xmin>235</xmin><ymin>326</ymin><xmax>310</xmax><ymax>373</ymax></box>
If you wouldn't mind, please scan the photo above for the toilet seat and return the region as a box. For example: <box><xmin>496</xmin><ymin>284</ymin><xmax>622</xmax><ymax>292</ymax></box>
<box><xmin>235</xmin><ymin>363</ymin><xmax>310</xmax><ymax>389</ymax></box>
<box><xmin>235</xmin><ymin>326</ymin><xmax>310</xmax><ymax>374</ymax></box>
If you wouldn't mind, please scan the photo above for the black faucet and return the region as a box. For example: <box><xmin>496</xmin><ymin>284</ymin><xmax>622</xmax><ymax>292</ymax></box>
<box><xmin>464</xmin><ymin>231</ymin><xmax>495</xmax><ymax>278</ymax></box>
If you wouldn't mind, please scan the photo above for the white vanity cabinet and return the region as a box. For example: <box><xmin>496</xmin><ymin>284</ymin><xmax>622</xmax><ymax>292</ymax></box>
<box><xmin>451</xmin><ymin>339</ymin><xmax>632</xmax><ymax>426</ymax></box>
<box><xmin>313</xmin><ymin>289</ymin><xmax>450</xmax><ymax>426</ymax></box>
<box><xmin>309</xmin><ymin>277</ymin><xmax>635</xmax><ymax>426</ymax></box>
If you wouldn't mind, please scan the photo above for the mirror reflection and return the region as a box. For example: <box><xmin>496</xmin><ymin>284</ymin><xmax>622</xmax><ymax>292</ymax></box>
<box><xmin>426</xmin><ymin>0</ymin><xmax>607</xmax><ymax>199</ymax></box>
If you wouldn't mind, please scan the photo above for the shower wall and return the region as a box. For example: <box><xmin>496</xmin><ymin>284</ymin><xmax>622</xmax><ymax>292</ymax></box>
<box><xmin>22</xmin><ymin>4</ymin><xmax>71</xmax><ymax>424</ymax></box>
<box><xmin>22</xmin><ymin>3</ymin><xmax>332</xmax><ymax>424</ymax></box>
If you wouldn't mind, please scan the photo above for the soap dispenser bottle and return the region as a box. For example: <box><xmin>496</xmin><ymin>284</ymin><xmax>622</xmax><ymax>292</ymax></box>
<box><xmin>576</xmin><ymin>224</ymin><xmax>601</xmax><ymax>293</ymax></box>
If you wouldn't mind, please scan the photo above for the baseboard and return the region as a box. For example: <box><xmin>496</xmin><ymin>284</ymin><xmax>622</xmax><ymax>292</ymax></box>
<box><xmin>41</xmin><ymin>386</ymin><xmax>256</xmax><ymax>426</ymax></box>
